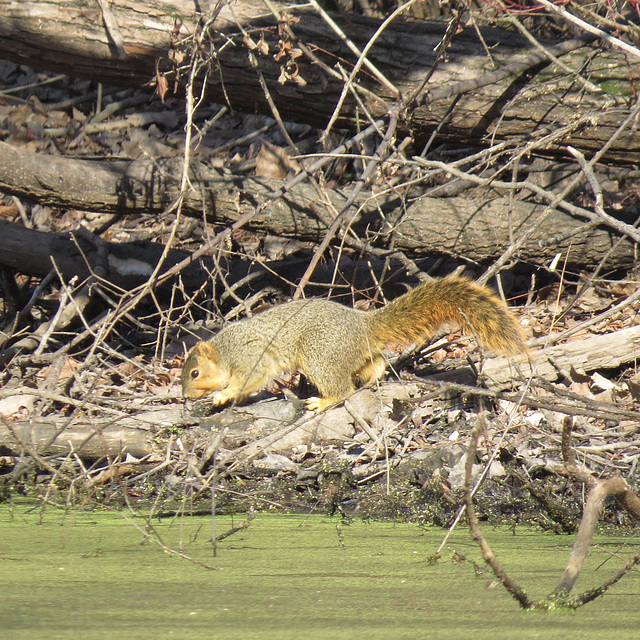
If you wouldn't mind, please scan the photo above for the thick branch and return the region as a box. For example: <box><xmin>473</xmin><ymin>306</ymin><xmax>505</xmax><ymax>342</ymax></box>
<box><xmin>553</xmin><ymin>476</ymin><xmax>627</xmax><ymax>596</ymax></box>
<box><xmin>0</xmin><ymin>415</ymin><xmax>159</xmax><ymax>459</ymax></box>
<box><xmin>0</xmin><ymin>219</ymin><xmax>209</xmax><ymax>292</ymax></box>
<box><xmin>550</xmin><ymin>419</ymin><xmax>640</xmax><ymax>604</ymax></box>
<box><xmin>481</xmin><ymin>325</ymin><xmax>640</xmax><ymax>385</ymax></box>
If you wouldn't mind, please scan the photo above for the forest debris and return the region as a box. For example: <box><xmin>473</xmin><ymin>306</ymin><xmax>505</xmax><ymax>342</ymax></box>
<box><xmin>464</xmin><ymin>416</ymin><xmax>640</xmax><ymax>609</ymax></box>
<box><xmin>0</xmin><ymin>6</ymin><xmax>639</xmax><ymax>536</ymax></box>
<box><xmin>2</xmin><ymin>0</ymin><xmax>639</xmax><ymax>161</ymax></box>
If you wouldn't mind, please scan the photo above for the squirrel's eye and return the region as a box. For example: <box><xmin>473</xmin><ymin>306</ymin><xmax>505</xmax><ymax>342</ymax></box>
<box><xmin>190</xmin><ymin>369</ymin><xmax>200</xmax><ymax>379</ymax></box>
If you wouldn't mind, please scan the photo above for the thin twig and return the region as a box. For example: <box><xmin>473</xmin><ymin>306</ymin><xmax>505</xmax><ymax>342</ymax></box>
<box><xmin>505</xmin><ymin>12</ymin><xmax>602</xmax><ymax>93</ymax></box>
<box><xmin>307</xmin><ymin>0</ymin><xmax>401</xmax><ymax>97</ymax></box>
<box><xmin>537</xmin><ymin>0</ymin><xmax>640</xmax><ymax>62</ymax></box>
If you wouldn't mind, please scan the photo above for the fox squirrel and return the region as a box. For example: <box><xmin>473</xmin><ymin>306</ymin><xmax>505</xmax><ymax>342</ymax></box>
<box><xmin>181</xmin><ymin>274</ymin><xmax>526</xmax><ymax>412</ymax></box>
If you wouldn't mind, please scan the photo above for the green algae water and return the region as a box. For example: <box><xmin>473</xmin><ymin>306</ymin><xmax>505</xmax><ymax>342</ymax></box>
<box><xmin>1</xmin><ymin>505</ymin><xmax>639</xmax><ymax>640</ymax></box>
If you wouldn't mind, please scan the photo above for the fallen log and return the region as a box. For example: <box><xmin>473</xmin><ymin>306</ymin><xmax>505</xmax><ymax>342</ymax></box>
<box><xmin>480</xmin><ymin>324</ymin><xmax>640</xmax><ymax>385</ymax></box>
<box><xmin>0</xmin><ymin>412</ymin><xmax>162</xmax><ymax>459</ymax></box>
<box><xmin>0</xmin><ymin>0</ymin><xmax>637</xmax><ymax>160</ymax></box>
<box><xmin>0</xmin><ymin>142</ymin><xmax>636</xmax><ymax>270</ymax></box>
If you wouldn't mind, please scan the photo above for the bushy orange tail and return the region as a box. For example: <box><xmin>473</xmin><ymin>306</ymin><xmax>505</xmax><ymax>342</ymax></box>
<box><xmin>368</xmin><ymin>275</ymin><xmax>526</xmax><ymax>355</ymax></box>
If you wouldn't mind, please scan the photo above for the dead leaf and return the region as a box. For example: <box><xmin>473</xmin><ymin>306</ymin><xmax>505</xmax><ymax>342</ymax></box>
<box><xmin>593</xmin><ymin>389</ymin><xmax>615</xmax><ymax>404</ymax></box>
<box><xmin>590</xmin><ymin>371</ymin><xmax>619</xmax><ymax>392</ymax></box>
<box><xmin>39</xmin><ymin>357</ymin><xmax>81</xmax><ymax>385</ymax></box>
<box><xmin>569</xmin><ymin>366</ymin><xmax>592</xmax><ymax>384</ymax></box>
<box><xmin>257</xmin><ymin>33</ymin><xmax>269</xmax><ymax>56</ymax></box>
<box><xmin>429</xmin><ymin>348</ymin><xmax>448</xmax><ymax>364</ymax></box>
<box><xmin>0</xmin><ymin>394</ymin><xmax>37</xmax><ymax>417</ymax></box>
<box><xmin>0</xmin><ymin>204</ymin><xmax>19</xmax><ymax>219</ymax></box>
<box><xmin>293</xmin><ymin>73</ymin><xmax>307</xmax><ymax>87</ymax></box>
<box><xmin>256</xmin><ymin>141</ymin><xmax>291</xmax><ymax>179</ymax></box>
<box><xmin>627</xmin><ymin>379</ymin><xmax>640</xmax><ymax>402</ymax></box>
<box><xmin>569</xmin><ymin>376</ymin><xmax>594</xmax><ymax>399</ymax></box>
<box><xmin>155</xmin><ymin>65</ymin><xmax>169</xmax><ymax>102</ymax></box>
<box><xmin>278</xmin><ymin>11</ymin><xmax>300</xmax><ymax>28</ymax></box>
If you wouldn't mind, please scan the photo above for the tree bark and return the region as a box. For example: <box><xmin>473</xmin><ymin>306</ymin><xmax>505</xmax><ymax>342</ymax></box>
<box><xmin>0</xmin><ymin>141</ymin><xmax>636</xmax><ymax>270</ymax></box>
<box><xmin>0</xmin><ymin>1</ymin><xmax>637</xmax><ymax>161</ymax></box>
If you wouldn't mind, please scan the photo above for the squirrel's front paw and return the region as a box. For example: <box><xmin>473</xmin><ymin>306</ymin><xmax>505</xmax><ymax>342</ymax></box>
<box><xmin>210</xmin><ymin>389</ymin><xmax>235</xmax><ymax>407</ymax></box>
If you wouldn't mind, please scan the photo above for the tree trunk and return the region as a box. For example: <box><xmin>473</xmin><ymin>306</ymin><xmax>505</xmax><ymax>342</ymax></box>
<box><xmin>0</xmin><ymin>0</ymin><xmax>637</xmax><ymax>161</ymax></box>
<box><xmin>0</xmin><ymin>141</ymin><xmax>635</xmax><ymax>270</ymax></box>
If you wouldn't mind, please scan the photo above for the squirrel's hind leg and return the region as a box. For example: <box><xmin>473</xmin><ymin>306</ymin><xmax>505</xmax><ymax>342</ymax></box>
<box><xmin>303</xmin><ymin>355</ymin><xmax>387</xmax><ymax>412</ymax></box>
<box><xmin>355</xmin><ymin>356</ymin><xmax>387</xmax><ymax>386</ymax></box>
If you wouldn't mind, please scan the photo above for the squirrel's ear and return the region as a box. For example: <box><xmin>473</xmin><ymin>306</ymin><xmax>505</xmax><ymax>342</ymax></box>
<box><xmin>194</xmin><ymin>341</ymin><xmax>219</xmax><ymax>363</ymax></box>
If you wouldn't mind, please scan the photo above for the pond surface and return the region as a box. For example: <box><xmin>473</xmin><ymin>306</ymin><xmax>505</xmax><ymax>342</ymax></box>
<box><xmin>1</xmin><ymin>505</ymin><xmax>639</xmax><ymax>639</ymax></box>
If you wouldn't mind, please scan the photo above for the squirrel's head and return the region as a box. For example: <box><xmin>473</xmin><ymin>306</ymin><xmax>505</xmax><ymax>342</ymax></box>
<box><xmin>181</xmin><ymin>341</ymin><xmax>228</xmax><ymax>398</ymax></box>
